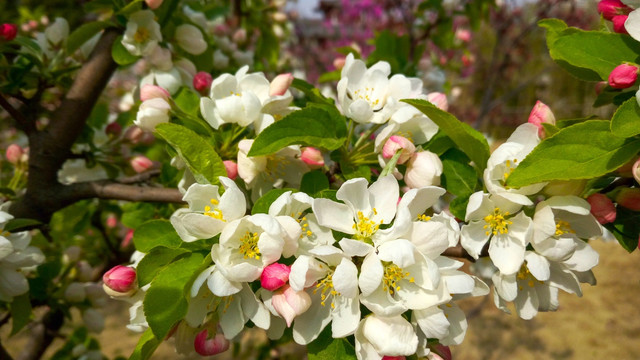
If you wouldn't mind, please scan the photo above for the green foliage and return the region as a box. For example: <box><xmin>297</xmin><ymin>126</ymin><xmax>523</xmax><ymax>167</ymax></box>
<box><xmin>3</xmin><ymin>218</ymin><xmax>42</xmax><ymax>232</ymax></box>
<box><xmin>508</xmin><ymin>120</ymin><xmax>640</xmax><ymax>186</ymax></box>
<box><xmin>291</xmin><ymin>78</ymin><xmax>335</xmax><ymax>106</ymax></box>
<box><xmin>10</xmin><ymin>293</ymin><xmax>32</xmax><ymax>335</ymax></box>
<box><xmin>611</xmin><ymin>97</ymin><xmax>640</xmax><ymax>138</ymax></box>
<box><xmin>340</xmin><ymin>162</ymin><xmax>371</xmax><ymax>181</ymax></box>
<box><xmin>441</xmin><ymin>149</ymin><xmax>478</xmax><ymax>198</ymax></box>
<box><xmin>137</xmin><ymin>247</ymin><xmax>189</xmax><ymax>286</ymax></box>
<box><xmin>542</xmin><ymin>19</ymin><xmax>640</xmax><ymax>81</ymax></box>
<box><xmin>66</xmin><ymin>21</ymin><xmax>111</xmax><ymax>54</ymax></box>
<box><xmin>111</xmin><ymin>35</ymin><xmax>139</xmax><ymax>66</ymax></box>
<box><xmin>423</xmin><ymin>131</ymin><xmax>455</xmax><ymax>156</ymax></box>
<box><xmin>121</xmin><ymin>202</ymin><xmax>156</xmax><ymax>229</ymax></box>
<box><xmin>133</xmin><ymin>220</ymin><xmax>182</xmax><ymax>253</ymax></box>
<box><xmin>300</xmin><ymin>171</ymin><xmax>330</xmax><ymax>196</ymax></box>
<box><xmin>403</xmin><ymin>99</ymin><xmax>490</xmax><ymax>171</ymax></box>
<box><xmin>307</xmin><ymin>326</ymin><xmax>357</xmax><ymax>360</ymax></box>
<box><xmin>368</xmin><ymin>30</ymin><xmax>411</xmax><ymax>74</ymax></box>
<box><xmin>252</xmin><ymin>188</ymin><xmax>296</xmax><ymax>214</ymax></box>
<box><xmin>155</xmin><ymin>123</ymin><xmax>227</xmax><ymax>185</ymax></box>
<box><xmin>607</xmin><ymin>207</ymin><xmax>640</xmax><ymax>252</ymax></box>
<box><xmin>173</xmin><ymin>87</ymin><xmax>201</xmax><ymax>117</ymax></box>
<box><xmin>128</xmin><ymin>328</ymin><xmax>161</xmax><ymax>360</ymax></box>
<box><xmin>144</xmin><ymin>252</ymin><xmax>205</xmax><ymax>339</ymax></box>
<box><xmin>248</xmin><ymin>106</ymin><xmax>347</xmax><ymax>156</ymax></box>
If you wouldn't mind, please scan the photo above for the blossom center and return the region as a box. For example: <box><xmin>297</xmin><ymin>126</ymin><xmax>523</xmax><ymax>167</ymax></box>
<box><xmin>516</xmin><ymin>263</ymin><xmax>543</xmax><ymax>290</ymax></box>
<box><xmin>238</xmin><ymin>231</ymin><xmax>260</xmax><ymax>260</ymax></box>
<box><xmin>352</xmin><ymin>87</ymin><xmax>381</xmax><ymax>108</ymax></box>
<box><xmin>203</xmin><ymin>198</ymin><xmax>225</xmax><ymax>221</ymax></box>
<box><xmin>382</xmin><ymin>263</ymin><xmax>414</xmax><ymax>295</ymax></box>
<box><xmin>417</xmin><ymin>214</ymin><xmax>431</xmax><ymax>222</ymax></box>
<box><xmin>352</xmin><ymin>209</ymin><xmax>381</xmax><ymax>242</ymax></box>
<box><xmin>483</xmin><ymin>207</ymin><xmax>512</xmax><ymax>236</ymax></box>
<box><xmin>555</xmin><ymin>220</ymin><xmax>575</xmax><ymax>236</ymax></box>
<box><xmin>134</xmin><ymin>27</ymin><xmax>150</xmax><ymax>43</ymax></box>
<box><xmin>314</xmin><ymin>271</ymin><xmax>339</xmax><ymax>308</ymax></box>
<box><xmin>294</xmin><ymin>212</ymin><xmax>314</xmax><ymax>239</ymax></box>
<box><xmin>502</xmin><ymin>158</ymin><xmax>518</xmax><ymax>182</ymax></box>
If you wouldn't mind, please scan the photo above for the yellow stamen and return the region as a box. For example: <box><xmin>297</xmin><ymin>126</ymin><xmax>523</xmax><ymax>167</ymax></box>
<box><xmin>133</xmin><ymin>27</ymin><xmax>150</xmax><ymax>43</ymax></box>
<box><xmin>483</xmin><ymin>207</ymin><xmax>512</xmax><ymax>236</ymax></box>
<box><xmin>555</xmin><ymin>220</ymin><xmax>575</xmax><ymax>236</ymax></box>
<box><xmin>238</xmin><ymin>231</ymin><xmax>260</xmax><ymax>260</ymax></box>
<box><xmin>352</xmin><ymin>210</ymin><xmax>381</xmax><ymax>242</ymax></box>
<box><xmin>382</xmin><ymin>263</ymin><xmax>412</xmax><ymax>295</ymax></box>
<box><xmin>203</xmin><ymin>198</ymin><xmax>225</xmax><ymax>221</ymax></box>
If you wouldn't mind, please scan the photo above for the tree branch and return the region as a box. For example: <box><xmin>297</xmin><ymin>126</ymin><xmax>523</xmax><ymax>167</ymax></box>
<box><xmin>67</xmin><ymin>181</ymin><xmax>184</xmax><ymax>203</ymax></box>
<box><xmin>0</xmin><ymin>94</ymin><xmax>36</xmax><ymax>134</ymax></box>
<box><xmin>17</xmin><ymin>309</ymin><xmax>64</xmax><ymax>360</ymax></box>
<box><xmin>442</xmin><ymin>244</ymin><xmax>476</xmax><ymax>262</ymax></box>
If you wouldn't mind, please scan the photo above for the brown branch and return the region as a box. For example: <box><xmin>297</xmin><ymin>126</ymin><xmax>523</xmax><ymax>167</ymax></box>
<box><xmin>116</xmin><ymin>169</ymin><xmax>162</xmax><ymax>184</ymax></box>
<box><xmin>0</xmin><ymin>94</ymin><xmax>36</xmax><ymax>134</ymax></box>
<box><xmin>17</xmin><ymin>309</ymin><xmax>64</xmax><ymax>360</ymax></box>
<box><xmin>442</xmin><ymin>244</ymin><xmax>476</xmax><ymax>262</ymax></box>
<box><xmin>67</xmin><ymin>181</ymin><xmax>184</xmax><ymax>203</ymax></box>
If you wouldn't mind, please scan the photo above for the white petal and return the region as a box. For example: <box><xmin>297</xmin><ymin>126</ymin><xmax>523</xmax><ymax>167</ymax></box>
<box><xmin>525</xmin><ymin>251</ymin><xmax>550</xmax><ymax>281</ymax></box>
<box><xmin>207</xmin><ymin>268</ymin><xmax>242</xmax><ymax>297</ymax></box>
<box><xmin>339</xmin><ymin>238</ymin><xmax>373</xmax><ymax>257</ymax></box>
<box><xmin>368</xmin><ymin>175</ymin><xmax>399</xmax><ymax>224</ymax></box>
<box><xmin>398</xmin><ymin>187</ymin><xmax>446</xmax><ymax>220</ymax></box>
<box><xmin>514</xmin><ymin>284</ymin><xmax>539</xmax><ymax>320</ymax></box>
<box><xmin>489</xmin><ymin>234</ymin><xmax>526</xmax><ymax>275</ymax></box>
<box><xmin>359</xmin><ymin>252</ymin><xmax>383</xmax><ymax>297</ymax></box>
<box><xmin>336</xmin><ymin>178</ymin><xmax>370</xmax><ymax>214</ymax></box>
<box><xmin>414</xmin><ymin>307</ymin><xmax>448</xmax><ymax>340</ymax></box>
<box><xmin>361</xmin><ymin>314</ymin><xmax>418</xmax><ymax>356</ymax></box>
<box><xmin>331</xmin><ymin>295</ymin><xmax>361</xmax><ymax>338</ymax></box>
<box><xmin>492</xmin><ymin>272</ymin><xmax>518</xmax><ymax>302</ymax></box>
<box><xmin>333</xmin><ymin>258</ymin><xmax>359</xmax><ymax>298</ymax></box>
<box><xmin>312</xmin><ymin>199</ymin><xmax>355</xmax><ymax>234</ymax></box>
<box><xmin>292</xmin><ymin>291</ymin><xmax>333</xmax><ymax>344</ymax></box>
<box><xmin>460</xmin><ymin>222</ymin><xmax>489</xmax><ymax>259</ymax></box>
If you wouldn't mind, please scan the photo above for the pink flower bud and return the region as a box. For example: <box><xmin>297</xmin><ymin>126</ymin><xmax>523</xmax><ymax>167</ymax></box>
<box><xmin>140</xmin><ymin>84</ymin><xmax>170</xmax><ymax>102</ymax></box>
<box><xmin>300</xmin><ymin>147</ymin><xmax>324</xmax><ymax>169</ymax></box>
<box><xmin>608</xmin><ymin>63</ymin><xmax>638</xmax><ymax>89</ymax></box>
<box><xmin>260</xmin><ymin>263</ymin><xmax>290</xmax><ymax>291</ymax></box>
<box><xmin>0</xmin><ymin>23</ymin><xmax>18</xmax><ymax>41</ymax></box>
<box><xmin>404</xmin><ymin>151</ymin><xmax>443</xmax><ymax>189</ymax></box>
<box><xmin>232</xmin><ymin>29</ymin><xmax>247</xmax><ymax>44</ymax></box>
<box><xmin>612</xmin><ymin>15</ymin><xmax>629</xmax><ymax>34</ymax></box>
<box><xmin>455</xmin><ymin>28</ymin><xmax>471</xmax><ymax>42</ymax></box>
<box><xmin>130</xmin><ymin>155</ymin><xmax>154</xmax><ymax>173</ymax></box>
<box><xmin>432</xmin><ymin>344</ymin><xmax>452</xmax><ymax>360</ymax></box>
<box><xmin>271</xmin><ymin>284</ymin><xmax>312</xmax><ymax>327</ymax></box>
<box><xmin>528</xmin><ymin>100</ymin><xmax>556</xmax><ymax>138</ymax></box>
<box><xmin>145</xmin><ymin>0</ymin><xmax>163</xmax><ymax>10</ymax></box>
<box><xmin>121</xmin><ymin>229</ymin><xmax>134</xmax><ymax>249</ymax></box>
<box><xmin>382</xmin><ymin>135</ymin><xmax>416</xmax><ymax>164</ymax></box>
<box><xmin>598</xmin><ymin>0</ymin><xmax>631</xmax><ymax>21</ymax></box>
<box><xmin>105</xmin><ymin>122</ymin><xmax>122</xmax><ymax>137</ymax></box>
<box><xmin>587</xmin><ymin>193</ymin><xmax>617</xmax><ymax>224</ymax></box>
<box><xmin>426</xmin><ymin>92</ymin><xmax>448</xmax><ymax>111</ymax></box>
<box><xmin>124</xmin><ymin>126</ymin><xmax>144</xmax><ymax>143</ymax></box>
<box><xmin>633</xmin><ymin>158</ymin><xmax>640</xmax><ymax>184</ymax></box>
<box><xmin>194</xmin><ymin>329</ymin><xmax>230</xmax><ymax>356</ymax></box>
<box><xmin>615</xmin><ymin>187</ymin><xmax>640</xmax><ymax>211</ymax></box>
<box><xmin>269</xmin><ymin>73</ymin><xmax>294</xmax><ymax>96</ymax></box>
<box><xmin>106</xmin><ymin>213</ymin><xmax>118</xmax><ymax>228</ymax></box>
<box><xmin>193</xmin><ymin>71</ymin><xmax>213</xmax><ymax>94</ymax></box>
<box><xmin>102</xmin><ymin>265</ymin><xmax>136</xmax><ymax>294</ymax></box>
<box><xmin>5</xmin><ymin>144</ymin><xmax>24</xmax><ymax>164</ymax></box>
<box><xmin>223</xmin><ymin>160</ymin><xmax>238</xmax><ymax>180</ymax></box>
<box><xmin>333</xmin><ymin>57</ymin><xmax>346</xmax><ymax>70</ymax></box>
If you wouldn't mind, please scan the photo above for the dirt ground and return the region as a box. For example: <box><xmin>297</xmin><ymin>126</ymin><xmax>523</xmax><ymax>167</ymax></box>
<box><xmin>4</xmin><ymin>240</ymin><xmax>640</xmax><ymax>359</ymax></box>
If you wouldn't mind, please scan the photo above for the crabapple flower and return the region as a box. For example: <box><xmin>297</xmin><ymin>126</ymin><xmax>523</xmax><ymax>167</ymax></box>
<box><xmin>587</xmin><ymin>193</ymin><xmax>617</xmax><ymax>224</ymax></box>
<box><xmin>170</xmin><ymin>177</ymin><xmax>246</xmax><ymax>242</ymax></box>
<box><xmin>527</xmin><ymin>100</ymin><xmax>556</xmax><ymax>138</ymax></box>
<box><xmin>614</xmin><ymin>14</ymin><xmax>629</xmax><ymax>33</ymax></box>
<box><xmin>193</xmin><ymin>71</ymin><xmax>213</xmax><ymax>94</ymax></box>
<box><xmin>382</xmin><ymin>135</ymin><xmax>416</xmax><ymax>164</ymax></box>
<box><xmin>461</xmin><ymin>192</ymin><xmax>533</xmax><ymax>275</ymax></box>
<box><xmin>134</xmin><ymin>97</ymin><xmax>171</xmax><ymax>131</ymax></box>
<box><xmin>300</xmin><ymin>147</ymin><xmax>325</xmax><ymax>169</ymax></box>
<box><xmin>608</xmin><ymin>63</ymin><xmax>638</xmax><ymax>88</ymax></box>
<box><xmin>626</xmin><ymin>8</ymin><xmax>640</xmax><ymax>41</ymax></box>
<box><xmin>261</xmin><ymin>263</ymin><xmax>290</xmax><ymax>291</ymax></box>
<box><xmin>44</xmin><ymin>17</ymin><xmax>69</xmax><ymax>45</ymax></box>
<box><xmin>270</xmin><ymin>73</ymin><xmax>294</xmax><ymax>96</ymax></box>
<box><xmin>102</xmin><ymin>265</ymin><xmax>137</xmax><ymax>295</ymax></box>
<box><xmin>64</xmin><ymin>282</ymin><xmax>86</xmax><ymax>303</ymax></box>
<box><xmin>0</xmin><ymin>23</ymin><xmax>18</xmax><ymax>41</ymax></box>
<box><xmin>271</xmin><ymin>284</ymin><xmax>312</xmax><ymax>327</ymax></box>
<box><xmin>223</xmin><ymin>160</ymin><xmax>238</xmax><ymax>180</ymax></box>
<box><xmin>404</xmin><ymin>151</ymin><xmax>443</xmax><ymax>188</ymax></box>
<box><xmin>140</xmin><ymin>84</ymin><xmax>170</xmax><ymax>102</ymax></box>
<box><xmin>484</xmin><ymin>123</ymin><xmax>546</xmax><ymax>205</ymax></box>
<box><xmin>194</xmin><ymin>329</ymin><xmax>230</xmax><ymax>356</ymax></box>
<box><xmin>213</xmin><ymin>49</ymin><xmax>230</xmax><ymax>69</ymax></box>
<box><xmin>121</xmin><ymin>10</ymin><xmax>162</xmax><ymax>56</ymax></box>
<box><xmin>354</xmin><ymin>314</ymin><xmax>419</xmax><ymax>360</ymax></box>
<box><xmin>175</xmin><ymin>24</ymin><xmax>207</xmax><ymax>55</ymax></box>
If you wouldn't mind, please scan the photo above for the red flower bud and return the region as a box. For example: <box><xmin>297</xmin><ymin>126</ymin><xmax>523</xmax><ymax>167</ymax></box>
<box><xmin>194</xmin><ymin>329</ymin><xmax>230</xmax><ymax>356</ymax></box>
<box><xmin>615</xmin><ymin>187</ymin><xmax>640</xmax><ymax>211</ymax></box>
<box><xmin>612</xmin><ymin>15</ymin><xmax>629</xmax><ymax>34</ymax></box>
<box><xmin>598</xmin><ymin>0</ymin><xmax>631</xmax><ymax>21</ymax></box>
<box><xmin>587</xmin><ymin>193</ymin><xmax>617</xmax><ymax>224</ymax></box>
<box><xmin>608</xmin><ymin>63</ymin><xmax>638</xmax><ymax>89</ymax></box>
<box><xmin>300</xmin><ymin>147</ymin><xmax>324</xmax><ymax>169</ymax></box>
<box><xmin>105</xmin><ymin>122</ymin><xmax>122</xmax><ymax>137</ymax></box>
<box><xmin>223</xmin><ymin>160</ymin><xmax>238</xmax><ymax>180</ymax></box>
<box><xmin>260</xmin><ymin>263</ymin><xmax>290</xmax><ymax>291</ymax></box>
<box><xmin>0</xmin><ymin>23</ymin><xmax>18</xmax><ymax>41</ymax></box>
<box><xmin>102</xmin><ymin>265</ymin><xmax>136</xmax><ymax>294</ymax></box>
<box><xmin>193</xmin><ymin>71</ymin><xmax>213</xmax><ymax>94</ymax></box>
<box><xmin>130</xmin><ymin>155</ymin><xmax>154</xmax><ymax>173</ymax></box>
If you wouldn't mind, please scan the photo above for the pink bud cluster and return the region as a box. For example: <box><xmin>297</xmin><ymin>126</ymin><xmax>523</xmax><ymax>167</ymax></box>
<box><xmin>193</xmin><ymin>71</ymin><xmax>213</xmax><ymax>94</ymax></box>
<box><xmin>0</xmin><ymin>23</ymin><xmax>17</xmax><ymax>41</ymax></box>
<box><xmin>260</xmin><ymin>263</ymin><xmax>311</xmax><ymax>327</ymax></box>
<box><xmin>597</xmin><ymin>0</ymin><xmax>633</xmax><ymax>34</ymax></box>
<box><xmin>587</xmin><ymin>193</ymin><xmax>616</xmax><ymax>224</ymax></box>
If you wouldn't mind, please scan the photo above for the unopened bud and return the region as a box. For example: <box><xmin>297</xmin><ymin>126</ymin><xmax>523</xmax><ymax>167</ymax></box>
<box><xmin>300</xmin><ymin>147</ymin><xmax>324</xmax><ymax>169</ymax></box>
<box><xmin>102</xmin><ymin>265</ymin><xmax>137</xmax><ymax>295</ymax></box>
<box><xmin>608</xmin><ymin>63</ymin><xmax>638</xmax><ymax>89</ymax></box>
<box><xmin>105</xmin><ymin>122</ymin><xmax>122</xmax><ymax>137</ymax></box>
<box><xmin>595</xmin><ymin>81</ymin><xmax>607</xmax><ymax>95</ymax></box>
<box><xmin>587</xmin><ymin>193</ymin><xmax>617</xmax><ymax>224</ymax></box>
<box><xmin>633</xmin><ymin>158</ymin><xmax>640</xmax><ymax>183</ymax></box>
<box><xmin>5</xmin><ymin>144</ymin><xmax>24</xmax><ymax>164</ymax></box>
<box><xmin>145</xmin><ymin>0</ymin><xmax>163</xmax><ymax>9</ymax></box>
<box><xmin>64</xmin><ymin>246</ymin><xmax>82</xmax><ymax>263</ymax></box>
<box><xmin>130</xmin><ymin>155</ymin><xmax>154</xmax><ymax>173</ymax></box>
<box><xmin>232</xmin><ymin>29</ymin><xmax>247</xmax><ymax>44</ymax></box>
<box><xmin>223</xmin><ymin>160</ymin><xmax>238</xmax><ymax>180</ymax></box>
<box><xmin>333</xmin><ymin>57</ymin><xmax>346</xmax><ymax>70</ymax></box>
<box><xmin>426</xmin><ymin>92</ymin><xmax>448</xmax><ymax>111</ymax></box>
<box><xmin>382</xmin><ymin>135</ymin><xmax>416</xmax><ymax>164</ymax></box>
<box><xmin>64</xmin><ymin>282</ymin><xmax>86</xmax><ymax>303</ymax></box>
<box><xmin>615</xmin><ymin>187</ymin><xmax>640</xmax><ymax>211</ymax></box>
<box><xmin>194</xmin><ymin>329</ymin><xmax>230</xmax><ymax>356</ymax></box>
<box><xmin>404</xmin><ymin>151</ymin><xmax>443</xmax><ymax>189</ymax></box>
<box><xmin>612</xmin><ymin>15</ymin><xmax>629</xmax><ymax>34</ymax></box>
<box><xmin>140</xmin><ymin>84</ymin><xmax>170</xmax><ymax>102</ymax></box>
<box><xmin>121</xmin><ymin>229</ymin><xmax>134</xmax><ymax>249</ymax></box>
<box><xmin>175</xmin><ymin>24</ymin><xmax>207</xmax><ymax>55</ymax></box>
<box><xmin>0</xmin><ymin>23</ymin><xmax>18</xmax><ymax>41</ymax></box>
<box><xmin>272</xmin><ymin>12</ymin><xmax>288</xmax><ymax>22</ymax></box>
<box><xmin>431</xmin><ymin>344</ymin><xmax>452</xmax><ymax>360</ymax></box>
<box><xmin>527</xmin><ymin>100</ymin><xmax>556</xmax><ymax>138</ymax></box>
<box><xmin>269</xmin><ymin>73</ymin><xmax>294</xmax><ymax>96</ymax></box>
<box><xmin>106</xmin><ymin>213</ymin><xmax>118</xmax><ymax>228</ymax></box>
<box><xmin>260</xmin><ymin>263</ymin><xmax>290</xmax><ymax>291</ymax></box>
<box><xmin>271</xmin><ymin>284</ymin><xmax>312</xmax><ymax>327</ymax></box>
<box><xmin>193</xmin><ymin>71</ymin><xmax>213</xmax><ymax>94</ymax></box>
<box><xmin>598</xmin><ymin>0</ymin><xmax>631</xmax><ymax>21</ymax></box>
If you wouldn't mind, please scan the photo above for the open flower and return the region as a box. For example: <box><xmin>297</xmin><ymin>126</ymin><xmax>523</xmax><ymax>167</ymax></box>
<box><xmin>175</xmin><ymin>24</ymin><xmax>207</xmax><ymax>55</ymax></box>
<box><xmin>354</xmin><ymin>314</ymin><xmax>419</xmax><ymax>360</ymax></box>
<box><xmin>121</xmin><ymin>10</ymin><xmax>162</xmax><ymax>56</ymax></box>
<box><xmin>170</xmin><ymin>177</ymin><xmax>246</xmax><ymax>242</ymax></box>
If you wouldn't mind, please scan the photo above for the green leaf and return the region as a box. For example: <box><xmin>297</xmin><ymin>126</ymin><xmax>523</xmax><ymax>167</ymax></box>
<box><xmin>340</xmin><ymin>161</ymin><xmax>371</xmax><ymax>181</ymax></box>
<box><xmin>137</xmin><ymin>247</ymin><xmax>188</xmax><ymax>286</ymax></box>
<box><xmin>116</xmin><ymin>0</ymin><xmax>143</xmax><ymax>15</ymax></box>
<box><xmin>423</xmin><ymin>130</ymin><xmax>455</xmax><ymax>155</ymax></box>
<box><xmin>3</xmin><ymin>218</ymin><xmax>42</xmax><ymax>232</ymax></box>
<box><xmin>545</xmin><ymin>26</ymin><xmax>640</xmax><ymax>81</ymax></box>
<box><xmin>10</xmin><ymin>293</ymin><xmax>32</xmax><ymax>335</ymax></box>
<box><xmin>300</xmin><ymin>171</ymin><xmax>330</xmax><ymax>196</ymax></box>
<box><xmin>307</xmin><ymin>326</ymin><xmax>357</xmax><ymax>360</ymax></box>
<box><xmin>441</xmin><ymin>149</ymin><xmax>477</xmax><ymax>197</ymax></box>
<box><xmin>133</xmin><ymin>220</ymin><xmax>182</xmax><ymax>253</ymax></box>
<box><xmin>252</xmin><ymin>188</ymin><xmax>295</xmax><ymax>215</ymax></box>
<box><xmin>111</xmin><ymin>35</ymin><xmax>139</xmax><ymax>66</ymax></box>
<box><xmin>128</xmin><ymin>328</ymin><xmax>160</xmax><ymax>360</ymax></box>
<box><xmin>538</xmin><ymin>18</ymin><xmax>570</xmax><ymax>49</ymax></box>
<box><xmin>121</xmin><ymin>202</ymin><xmax>156</xmax><ymax>229</ymax></box>
<box><xmin>607</xmin><ymin>207</ymin><xmax>640</xmax><ymax>252</ymax></box>
<box><xmin>368</xmin><ymin>30</ymin><xmax>410</xmax><ymax>74</ymax></box>
<box><xmin>317</xmin><ymin>70</ymin><xmax>341</xmax><ymax>83</ymax></box>
<box><xmin>67</xmin><ymin>21</ymin><xmax>110</xmax><ymax>54</ymax></box>
<box><xmin>144</xmin><ymin>252</ymin><xmax>205</xmax><ymax>339</ymax></box>
<box><xmin>155</xmin><ymin>123</ymin><xmax>226</xmax><ymax>185</ymax></box>
<box><xmin>315</xmin><ymin>189</ymin><xmax>338</xmax><ymax>201</ymax></box>
<box><xmin>403</xmin><ymin>99</ymin><xmax>490</xmax><ymax>171</ymax></box>
<box><xmin>248</xmin><ymin>106</ymin><xmax>347</xmax><ymax>156</ymax></box>
<box><xmin>542</xmin><ymin>122</ymin><xmax>560</xmax><ymax>137</ymax></box>
<box><xmin>291</xmin><ymin>78</ymin><xmax>334</xmax><ymax>105</ymax></box>
<box><xmin>449</xmin><ymin>195</ymin><xmax>469</xmax><ymax>220</ymax></box>
<box><xmin>508</xmin><ymin>120</ymin><xmax>640</xmax><ymax>187</ymax></box>
<box><xmin>173</xmin><ymin>87</ymin><xmax>201</xmax><ymax>117</ymax></box>
<box><xmin>611</xmin><ymin>97</ymin><xmax>640</xmax><ymax>138</ymax></box>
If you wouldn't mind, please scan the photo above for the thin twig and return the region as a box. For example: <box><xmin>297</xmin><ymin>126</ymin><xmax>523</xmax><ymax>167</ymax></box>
<box><xmin>0</xmin><ymin>94</ymin><xmax>36</xmax><ymax>134</ymax></box>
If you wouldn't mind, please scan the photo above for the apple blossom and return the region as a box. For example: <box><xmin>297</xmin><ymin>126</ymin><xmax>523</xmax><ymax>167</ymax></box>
<box><xmin>193</xmin><ymin>71</ymin><xmax>213</xmax><ymax>94</ymax></box>
<box><xmin>300</xmin><ymin>147</ymin><xmax>325</xmax><ymax>169</ymax></box>
<box><xmin>382</xmin><ymin>135</ymin><xmax>416</xmax><ymax>164</ymax></box>
<box><xmin>271</xmin><ymin>284</ymin><xmax>312</xmax><ymax>327</ymax></box>
<box><xmin>608</xmin><ymin>63</ymin><xmax>638</xmax><ymax>88</ymax></box>
<box><xmin>134</xmin><ymin>97</ymin><xmax>171</xmax><ymax>131</ymax></box>
<box><xmin>527</xmin><ymin>100</ymin><xmax>556</xmax><ymax>138</ymax></box>
<box><xmin>175</xmin><ymin>24</ymin><xmax>207</xmax><ymax>55</ymax></box>
<box><xmin>587</xmin><ymin>193</ymin><xmax>617</xmax><ymax>224</ymax></box>
<box><xmin>223</xmin><ymin>160</ymin><xmax>238</xmax><ymax>180</ymax></box>
<box><xmin>354</xmin><ymin>314</ymin><xmax>419</xmax><ymax>360</ymax></box>
<box><xmin>261</xmin><ymin>263</ymin><xmax>291</xmax><ymax>291</ymax></box>
<box><xmin>269</xmin><ymin>73</ymin><xmax>294</xmax><ymax>96</ymax></box>
<box><xmin>613</xmin><ymin>14</ymin><xmax>630</xmax><ymax>33</ymax></box>
<box><xmin>122</xmin><ymin>10</ymin><xmax>162</xmax><ymax>56</ymax></box>
<box><xmin>625</xmin><ymin>7</ymin><xmax>640</xmax><ymax>40</ymax></box>
<box><xmin>599</xmin><ymin>0</ymin><xmax>632</xmax><ymax>20</ymax></box>
<box><xmin>5</xmin><ymin>144</ymin><xmax>24</xmax><ymax>164</ymax></box>
<box><xmin>194</xmin><ymin>329</ymin><xmax>230</xmax><ymax>356</ymax></box>
<box><xmin>633</xmin><ymin>157</ymin><xmax>640</xmax><ymax>183</ymax></box>
<box><xmin>145</xmin><ymin>0</ymin><xmax>163</xmax><ymax>10</ymax></box>
<box><xmin>404</xmin><ymin>151</ymin><xmax>443</xmax><ymax>188</ymax></box>
<box><xmin>102</xmin><ymin>265</ymin><xmax>137</xmax><ymax>294</ymax></box>
<box><xmin>426</xmin><ymin>92</ymin><xmax>448</xmax><ymax>110</ymax></box>
<box><xmin>130</xmin><ymin>155</ymin><xmax>153</xmax><ymax>173</ymax></box>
